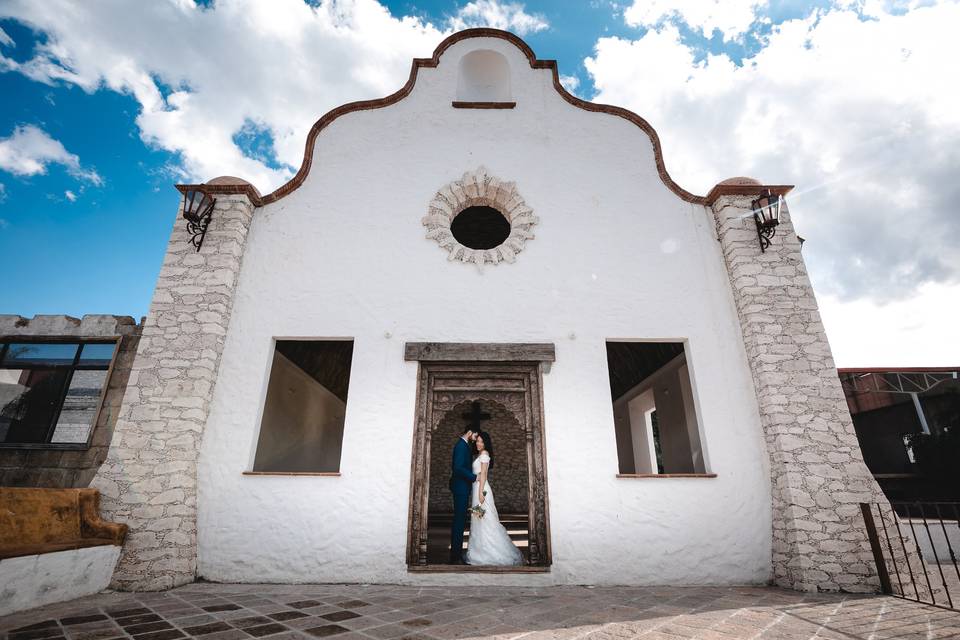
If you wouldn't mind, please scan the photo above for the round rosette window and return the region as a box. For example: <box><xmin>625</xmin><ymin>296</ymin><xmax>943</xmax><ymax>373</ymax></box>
<box><xmin>421</xmin><ymin>167</ymin><xmax>539</xmax><ymax>267</ymax></box>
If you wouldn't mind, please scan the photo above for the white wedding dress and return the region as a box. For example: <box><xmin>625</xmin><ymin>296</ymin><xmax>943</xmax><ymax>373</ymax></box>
<box><xmin>464</xmin><ymin>452</ymin><xmax>524</xmax><ymax>566</ymax></box>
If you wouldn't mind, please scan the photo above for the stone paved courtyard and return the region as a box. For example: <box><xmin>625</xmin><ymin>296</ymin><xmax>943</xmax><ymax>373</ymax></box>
<box><xmin>3</xmin><ymin>585</ymin><xmax>960</xmax><ymax>640</ymax></box>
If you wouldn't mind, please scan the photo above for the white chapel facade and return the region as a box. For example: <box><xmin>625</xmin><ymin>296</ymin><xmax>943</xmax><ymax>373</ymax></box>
<box><xmin>90</xmin><ymin>29</ymin><xmax>892</xmax><ymax>593</ymax></box>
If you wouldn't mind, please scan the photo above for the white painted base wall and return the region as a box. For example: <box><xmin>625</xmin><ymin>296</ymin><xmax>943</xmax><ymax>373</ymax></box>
<box><xmin>0</xmin><ymin>546</ymin><xmax>121</xmax><ymax>617</ymax></box>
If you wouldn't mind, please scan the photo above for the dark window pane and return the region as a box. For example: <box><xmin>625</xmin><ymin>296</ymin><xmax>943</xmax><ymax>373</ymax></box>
<box><xmin>2</xmin><ymin>343</ymin><xmax>79</xmax><ymax>366</ymax></box>
<box><xmin>50</xmin><ymin>369</ymin><xmax>108</xmax><ymax>444</ymax></box>
<box><xmin>450</xmin><ymin>205</ymin><xmax>511</xmax><ymax>249</ymax></box>
<box><xmin>78</xmin><ymin>343</ymin><xmax>116</xmax><ymax>366</ymax></box>
<box><xmin>0</xmin><ymin>368</ymin><xmax>69</xmax><ymax>443</ymax></box>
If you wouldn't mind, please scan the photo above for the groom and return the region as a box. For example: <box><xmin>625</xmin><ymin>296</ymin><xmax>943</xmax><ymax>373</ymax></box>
<box><xmin>448</xmin><ymin>426</ymin><xmax>477</xmax><ymax>564</ymax></box>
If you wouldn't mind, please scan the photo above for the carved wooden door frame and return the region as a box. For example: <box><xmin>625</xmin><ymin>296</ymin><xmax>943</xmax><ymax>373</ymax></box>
<box><xmin>404</xmin><ymin>343</ymin><xmax>554</xmax><ymax>569</ymax></box>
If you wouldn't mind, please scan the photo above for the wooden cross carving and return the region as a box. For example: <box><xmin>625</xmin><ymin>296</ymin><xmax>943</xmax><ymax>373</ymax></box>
<box><xmin>462</xmin><ymin>400</ymin><xmax>491</xmax><ymax>431</ymax></box>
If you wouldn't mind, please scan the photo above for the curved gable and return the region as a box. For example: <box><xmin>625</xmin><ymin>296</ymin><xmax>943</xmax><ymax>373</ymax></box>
<box><xmin>178</xmin><ymin>28</ymin><xmax>712</xmax><ymax>206</ymax></box>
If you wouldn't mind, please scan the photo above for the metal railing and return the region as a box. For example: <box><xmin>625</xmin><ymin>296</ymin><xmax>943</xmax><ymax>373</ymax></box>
<box><xmin>861</xmin><ymin>501</ymin><xmax>960</xmax><ymax>611</ymax></box>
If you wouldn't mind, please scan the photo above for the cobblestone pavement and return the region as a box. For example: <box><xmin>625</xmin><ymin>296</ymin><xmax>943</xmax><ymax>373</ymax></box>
<box><xmin>2</xmin><ymin>584</ymin><xmax>959</xmax><ymax>640</ymax></box>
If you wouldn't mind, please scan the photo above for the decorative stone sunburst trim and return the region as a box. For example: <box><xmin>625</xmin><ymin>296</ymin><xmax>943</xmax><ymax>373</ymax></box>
<box><xmin>422</xmin><ymin>167</ymin><xmax>539</xmax><ymax>267</ymax></box>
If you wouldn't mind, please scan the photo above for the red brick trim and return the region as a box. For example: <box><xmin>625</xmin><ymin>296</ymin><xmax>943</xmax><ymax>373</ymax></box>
<box><xmin>451</xmin><ymin>101</ymin><xmax>516</xmax><ymax>109</ymax></box>
<box><xmin>703</xmin><ymin>183</ymin><xmax>793</xmax><ymax>205</ymax></box>
<box><xmin>616</xmin><ymin>473</ymin><xmax>718</xmax><ymax>478</ymax></box>
<box><xmin>175</xmin><ymin>182</ymin><xmax>262</xmax><ymax>203</ymax></box>
<box><xmin>177</xmin><ymin>28</ymin><xmax>759</xmax><ymax>207</ymax></box>
<box><xmin>241</xmin><ymin>471</ymin><xmax>341</xmax><ymax>477</ymax></box>
<box><xmin>838</xmin><ymin>366</ymin><xmax>960</xmax><ymax>374</ymax></box>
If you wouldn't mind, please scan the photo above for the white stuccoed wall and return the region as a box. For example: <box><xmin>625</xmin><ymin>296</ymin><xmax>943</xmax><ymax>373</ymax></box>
<box><xmin>0</xmin><ymin>546</ymin><xmax>121</xmax><ymax>616</ymax></box>
<box><xmin>196</xmin><ymin>36</ymin><xmax>773</xmax><ymax>585</ymax></box>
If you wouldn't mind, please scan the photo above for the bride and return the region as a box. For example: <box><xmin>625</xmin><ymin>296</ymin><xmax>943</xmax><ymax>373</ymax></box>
<box><xmin>464</xmin><ymin>431</ymin><xmax>524</xmax><ymax>566</ymax></box>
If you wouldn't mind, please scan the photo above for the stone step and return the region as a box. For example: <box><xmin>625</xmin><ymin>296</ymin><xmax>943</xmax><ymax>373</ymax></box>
<box><xmin>426</xmin><ymin>512</ymin><xmax>530</xmax><ymax>561</ymax></box>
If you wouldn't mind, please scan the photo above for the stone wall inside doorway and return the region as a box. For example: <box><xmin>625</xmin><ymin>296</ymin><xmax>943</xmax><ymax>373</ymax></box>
<box><xmin>428</xmin><ymin>397</ymin><xmax>529</xmax><ymax>515</ymax></box>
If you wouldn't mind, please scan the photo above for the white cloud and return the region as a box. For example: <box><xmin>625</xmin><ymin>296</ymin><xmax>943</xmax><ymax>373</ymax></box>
<box><xmin>0</xmin><ymin>0</ymin><xmax>547</xmax><ymax>195</ymax></box>
<box><xmin>0</xmin><ymin>0</ymin><xmax>449</xmax><ymax>192</ymax></box>
<box><xmin>0</xmin><ymin>182</ymin><xmax>6</xmax><ymax>202</ymax></box>
<box><xmin>3</xmin><ymin>0</ymin><xmax>955</xmax><ymax>365</ymax></box>
<box><xmin>448</xmin><ymin>0</ymin><xmax>549</xmax><ymax>35</ymax></box>
<box><xmin>820</xmin><ymin>282</ymin><xmax>960</xmax><ymax>367</ymax></box>
<box><xmin>559</xmin><ymin>74</ymin><xmax>580</xmax><ymax>93</ymax></box>
<box><xmin>0</xmin><ymin>124</ymin><xmax>103</xmax><ymax>185</ymax></box>
<box><xmin>623</xmin><ymin>0</ymin><xmax>768</xmax><ymax>39</ymax></box>
<box><xmin>586</xmin><ymin>4</ymin><xmax>960</xmax><ymax>303</ymax></box>
<box><xmin>64</xmin><ymin>189</ymin><xmax>76</xmax><ymax>202</ymax></box>
<box><xmin>586</xmin><ymin>1</ymin><xmax>960</xmax><ymax>363</ymax></box>
<box><xmin>0</xmin><ymin>26</ymin><xmax>14</xmax><ymax>47</ymax></box>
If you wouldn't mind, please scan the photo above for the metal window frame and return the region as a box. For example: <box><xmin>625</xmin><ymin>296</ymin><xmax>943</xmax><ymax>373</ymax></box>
<box><xmin>0</xmin><ymin>336</ymin><xmax>121</xmax><ymax>450</ymax></box>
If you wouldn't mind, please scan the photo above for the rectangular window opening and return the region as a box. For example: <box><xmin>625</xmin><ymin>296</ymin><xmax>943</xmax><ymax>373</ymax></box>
<box><xmin>606</xmin><ymin>341</ymin><xmax>706</xmax><ymax>475</ymax></box>
<box><xmin>252</xmin><ymin>339</ymin><xmax>354</xmax><ymax>473</ymax></box>
<box><xmin>0</xmin><ymin>339</ymin><xmax>117</xmax><ymax>448</ymax></box>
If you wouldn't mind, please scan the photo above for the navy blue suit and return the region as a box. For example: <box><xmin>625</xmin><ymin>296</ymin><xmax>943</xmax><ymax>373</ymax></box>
<box><xmin>449</xmin><ymin>437</ymin><xmax>477</xmax><ymax>562</ymax></box>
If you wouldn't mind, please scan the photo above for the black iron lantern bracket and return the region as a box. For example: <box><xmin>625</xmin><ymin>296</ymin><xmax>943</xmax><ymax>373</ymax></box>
<box><xmin>181</xmin><ymin>189</ymin><xmax>216</xmax><ymax>251</ymax></box>
<box><xmin>752</xmin><ymin>189</ymin><xmax>783</xmax><ymax>253</ymax></box>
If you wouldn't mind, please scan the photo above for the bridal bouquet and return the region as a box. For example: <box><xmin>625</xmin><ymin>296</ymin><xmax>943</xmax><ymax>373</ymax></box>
<box><xmin>468</xmin><ymin>491</ymin><xmax>488</xmax><ymax>518</ymax></box>
<box><xmin>468</xmin><ymin>504</ymin><xmax>486</xmax><ymax>519</ymax></box>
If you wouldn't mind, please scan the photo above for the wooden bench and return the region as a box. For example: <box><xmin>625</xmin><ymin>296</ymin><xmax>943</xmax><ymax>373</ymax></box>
<box><xmin>0</xmin><ymin>487</ymin><xmax>127</xmax><ymax>560</ymax></box>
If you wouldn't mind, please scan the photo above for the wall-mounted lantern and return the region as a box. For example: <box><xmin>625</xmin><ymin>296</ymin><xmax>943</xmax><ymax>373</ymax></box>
<box><xmin>182</xmin><ymin>189</ymin><xmax>216</xmax><ymax>251</ymax></box>
<box><xmin>752</xmin><ymin>189</ymin><xmax>783</xmax><ymax>253</ymax></box>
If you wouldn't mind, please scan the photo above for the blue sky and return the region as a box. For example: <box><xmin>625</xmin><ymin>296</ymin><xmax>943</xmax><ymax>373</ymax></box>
<box><xmin>0</xmin><ymin>0</ymin><xmax>958</xmax><ymax>365</ymax></box>
<box><xmin>0</xmin><ymin>49</ymin><xmax>179</xmax><ymax>317</ymax></box>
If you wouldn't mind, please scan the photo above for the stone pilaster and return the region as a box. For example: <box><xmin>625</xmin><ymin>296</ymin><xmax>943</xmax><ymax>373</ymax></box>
<box><xmin>712</xmin><ymin>193</ymin><xmax>893</xmax><ymax>592</ymax></box>
<box><xmin>91</xmin><ymin>193</ymin><xmax>255</xmax><ymax>590</ymax></box>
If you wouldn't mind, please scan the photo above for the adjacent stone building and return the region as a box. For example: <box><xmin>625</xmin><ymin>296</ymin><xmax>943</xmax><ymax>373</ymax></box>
<box><xmin>3</xmin><ymin>28</ymin><xmax>909</xmax><ymax>594</ymax></box>
<box><xmin>0</xmin><ymin>315</ymin><xmax>141</xmax><ymax>487</ymax></box>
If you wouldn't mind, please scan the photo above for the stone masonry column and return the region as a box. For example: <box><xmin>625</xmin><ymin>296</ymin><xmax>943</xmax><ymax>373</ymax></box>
<box><xmin>91</xmin><ymin>185</ymin><xmax>255</xmax><ymax>590</ymax></box>
<box><xmin>711</xmin><ymin>184</ymin><xmax>892</xmax><ymax>592</ymax></box>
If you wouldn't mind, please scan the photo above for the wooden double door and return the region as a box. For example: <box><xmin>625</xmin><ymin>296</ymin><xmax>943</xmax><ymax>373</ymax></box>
<box><xmin>404</xmin><ymin>343</ymin><xmax>554</xmax><ymax>569</ymax></box>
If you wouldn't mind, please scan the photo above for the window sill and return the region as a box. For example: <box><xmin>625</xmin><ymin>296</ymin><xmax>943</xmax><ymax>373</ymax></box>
<box><xmin>451</xmin><ymin>101</ymin><xmax>516</xmax><ymax>109</ymax></box>
<box><xmin>616</xmin><ymin>473</ymin><xmax>717</xmax><ymax>479</ymax></box>
<box><xmin>242</xmin><ymin>471</ymin><xmax>341</xmax><ymax>477</ymax></box>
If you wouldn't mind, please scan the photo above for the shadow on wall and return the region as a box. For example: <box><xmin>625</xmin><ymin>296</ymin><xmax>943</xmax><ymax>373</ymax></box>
<box><xmin>456</xmin><ymin>49</ymin><xmax>512</xmax><ymax>102</ymax></box>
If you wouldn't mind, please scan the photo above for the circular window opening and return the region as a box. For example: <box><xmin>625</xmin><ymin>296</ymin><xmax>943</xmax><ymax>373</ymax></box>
<box><xmin>450</xmin><ymin>206</ymin><xmax>511</xmax><ymax>250</ymax></box>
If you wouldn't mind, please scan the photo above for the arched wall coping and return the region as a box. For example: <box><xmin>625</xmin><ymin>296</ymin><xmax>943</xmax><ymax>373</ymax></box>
<box><xmin>175</xmin><ymin>28</ymin><xmax>793</xmax><ymax>208</ymax></box>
